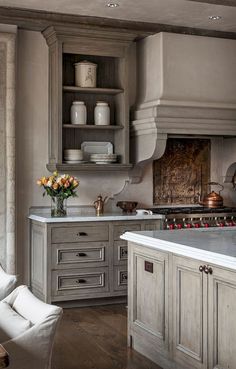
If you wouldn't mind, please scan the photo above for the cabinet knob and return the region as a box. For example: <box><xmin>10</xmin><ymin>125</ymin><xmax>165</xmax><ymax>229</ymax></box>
<box><xmin>204</xmin><ymin>265</ymin><xmax>213</xmax><ymax>275</ymax></box>
<box><xmin>76</xmin><ymin>252</ymin><xmax>87</xmax><ymax>257</ymax></box>
<box><xmin>199</xmin><ymin>265</ymin><xmax>204</xmax><ymax>272</ymax></box>
<box><xmin>76</xmin><ymin>279</ymin><xmax>86</xmax><ymax>284</ymax></box>
<box><xmin>77</xmin><ymin>232</ymin><xmax>88</xmax><ymax>236</ymax></box>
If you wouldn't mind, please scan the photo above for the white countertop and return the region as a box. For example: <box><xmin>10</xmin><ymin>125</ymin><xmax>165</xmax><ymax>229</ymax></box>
<box><xmin>28</xmin><ymin>213</ymin><xmax>164</xmax><ymax>223</ymax></box>
<box><xmin>121</xmin><ymin>227</ymin><xmax>236</xmax><ymax>270</ymax></box>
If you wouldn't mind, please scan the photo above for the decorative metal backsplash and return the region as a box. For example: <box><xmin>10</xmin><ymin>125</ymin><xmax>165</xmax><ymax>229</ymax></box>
<box><xmin>153</xmin><ymin>138</ymin><xmax>210</xmax><ymax>205</ymax></box>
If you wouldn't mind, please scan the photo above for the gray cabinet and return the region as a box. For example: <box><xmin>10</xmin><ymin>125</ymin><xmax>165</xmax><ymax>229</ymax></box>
<box><xmin>173</xmin><ymin>256</ymin><xmax>236</xmax><ymax>369</ymax></box>
<box><xmin>30</xmin><ymin>219</ymin><xmax>161</xmax><ymax>305</ymax></box>
<box><xmin>208</xmin><ymin>266</ymin><xmax>236</xmax><ymax>369</ymax></box>
<box><xmin>128</xmin><ymin>243</ymin><xmax>236</xmax><ymax>369</ymax></box>
<box><xmin>42</xmin><ymin>26</ymin><xmax>136</xmax><ymax>172</ymax></box>
<box><xmin>128</xmin><ymin>243</ymin><xmax>170</xmax><ymax>365</ymax></box>
<box><xmin>172</xmin><ymin>256</ymin><xmax>207</xmax><ymax>369</ymax></box>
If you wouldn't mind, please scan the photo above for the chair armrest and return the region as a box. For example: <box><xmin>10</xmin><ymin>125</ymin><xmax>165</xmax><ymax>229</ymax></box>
<box><xmin>2</xmin><ymin>313</ymin><xmax>62</xmax><ymax>369</ymax></box>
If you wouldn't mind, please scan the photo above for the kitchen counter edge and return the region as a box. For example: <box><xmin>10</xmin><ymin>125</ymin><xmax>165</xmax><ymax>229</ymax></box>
<box><xmin>28</xmin><ymin>213</ymin><xmax>165</xmax><ymax>223</ymax></box>
<box><xmin>121</xmin><ymin>228</ymin><xmax>236</xmax><ymax>271</ymax></box>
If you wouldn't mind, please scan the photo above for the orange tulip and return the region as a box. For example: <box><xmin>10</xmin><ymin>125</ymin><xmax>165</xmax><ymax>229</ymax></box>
<box><xmin>53</xmin><ymin>183</ymin><xmax>59</xmax><ymax>190</ymax></box>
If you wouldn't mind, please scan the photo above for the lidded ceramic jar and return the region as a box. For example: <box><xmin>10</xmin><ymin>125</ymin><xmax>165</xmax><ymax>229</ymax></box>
<box><xmin>74</xmin><ymin>60</ymin><xmax>97</xmax><ymax>88</ymax></box>
<box><xmin>94</xmin><ymin>101</ymin><xmax>110</xmax><ymax>126</ymax></box>
<box><xmin>70</xmin><ymin>101</ymin><xmax>87</xmax><ymax>125</ymax></box>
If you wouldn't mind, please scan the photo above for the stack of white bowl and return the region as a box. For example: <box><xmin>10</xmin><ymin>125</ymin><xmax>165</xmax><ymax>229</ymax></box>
<box><xmin>90</xmin><ymin>153</ymin><xmax>117</xmax><ymax>164</ymax></box>
<box><xmin>64</xmin><ymin>149</ymin><xmax>83</xmax><ymax>163</ymax></box>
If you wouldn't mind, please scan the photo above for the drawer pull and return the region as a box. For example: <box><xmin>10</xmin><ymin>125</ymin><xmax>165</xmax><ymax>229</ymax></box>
<box><xmin>76</xmin><ymin>252</ymin><xmax>87</xmax><ymax>257</ymax></box>
<box><xmin>204</xmin><ymin>265</ymin><xmax>213</xmax><ymax>275</ymax></box>
<box><xmin>76</xmin><ymin>279</ymin><xmax>87</xmax><ymax>284</ymax></box>
<box><xmin>199</xmin><ymin>265</ymin><xmax>204</xmax><ymax>272</ymax></box>
<box><xmin>77</xmin><ymin>232</ymin><xmax>88</xmax><ymax>236</ymax></box>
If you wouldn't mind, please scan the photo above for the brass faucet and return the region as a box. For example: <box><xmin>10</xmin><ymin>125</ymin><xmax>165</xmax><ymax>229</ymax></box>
<box><xmin>93</xmin><ymin>195</ymin><xmax>108</xmax><ymax>216</ymax></box>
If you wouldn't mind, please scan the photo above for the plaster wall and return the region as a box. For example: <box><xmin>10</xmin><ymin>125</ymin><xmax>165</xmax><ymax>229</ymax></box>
<box><xmin>16</xmin><ymin>30</ymin><xmax>236</xmax><ymax>282</ymax></box>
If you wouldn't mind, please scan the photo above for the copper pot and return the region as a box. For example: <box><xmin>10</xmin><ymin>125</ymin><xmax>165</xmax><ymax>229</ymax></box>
<box><xmin>199</xmin><ymin>182</ymin><xmax>224</xmax><ymax>208</ymax></box>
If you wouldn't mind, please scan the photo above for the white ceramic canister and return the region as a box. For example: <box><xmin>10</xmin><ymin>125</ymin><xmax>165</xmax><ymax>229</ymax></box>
<box><xmin>74</xmin><ymin>60</ymin><xmax>97</xmax><ymax>88</ymax></box>
<box><xmin>70</xmin><ymin>101</ymin><xmax>87</xmax><ymax>125</ymax></box>
<box><xmin>94</xmin><ymin>101</ymin><xmax>110</xmax><ymax>126</ymax></box>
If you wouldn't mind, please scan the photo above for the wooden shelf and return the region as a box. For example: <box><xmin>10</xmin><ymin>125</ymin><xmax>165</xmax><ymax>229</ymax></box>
<box><xmin>43</xmin><ymin>28</ymin><xmax>134</xmax><ymax>173</ymax></box>
<box><xmin>47</xmin><ymin>163</ymin><xmax>133</xmax><ymax>172</ymax></box>
<box><xmin>63</xmin><ymin>124</ymin><xmax>124</xmax><ymax>130</ymax></box>
<box><xmin>63</xmin><ymin>86</ymin><xmax>123</xmax><ymax>95</ymax></box>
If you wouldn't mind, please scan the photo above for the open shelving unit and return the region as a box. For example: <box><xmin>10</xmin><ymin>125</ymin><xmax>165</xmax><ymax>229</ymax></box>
<box><xmin>43</xmin><ymin>26</ymin><xmax>136</xmax><ymax>172</ymax></box>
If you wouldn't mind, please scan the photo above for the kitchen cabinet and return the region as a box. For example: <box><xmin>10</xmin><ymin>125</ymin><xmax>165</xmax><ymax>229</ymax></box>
<box><xmin>208</xmin><ymin>266</ymin><xmax>236</xmax><ymax>369</ymax></box>
<box><xmin>127</xmin><ymin>238</ymin><xmax>236</xmax><ymax>369</ymax></box>
<box><xmin>128</xmin><ymin>243</ymin><xmax>170</xmax><ymax>363</ymax></box>
<box><xmin>172</xmin><ymin>256</ymin><xmax>207</xmax><ymax>369</ymax></box>
<box><xmin>173</xmin><ymin>256</ymin><xmax>236</xmax><ymax>369</ymax></box>
<box><xmin>42</xmin><ymin>25</ymin><xmax>136</xmax><ymax>172</ymax></box>
<box><xmin>29</xmin><ymin>218</ymin><xmax>161</xmax><ymax>305</ymax></box>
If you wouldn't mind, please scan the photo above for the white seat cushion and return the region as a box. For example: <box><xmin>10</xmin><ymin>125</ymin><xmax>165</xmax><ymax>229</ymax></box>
<box><xmin>0</xmin><ymin>301</ymin><xmax>31</xmax><ymax>343</ymax></box>
<box><xmin>0</xmin><ymin>267</ymin><xmax>17</xmax><ymax>300</ymax></box>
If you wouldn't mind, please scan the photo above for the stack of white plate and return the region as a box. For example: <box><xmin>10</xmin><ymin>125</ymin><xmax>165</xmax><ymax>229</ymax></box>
<box><xmin>64</xmin><ymin>149</ymin><xmax>85</xmax><ymax>164</ymax></box>
<box><xmin>90</xmin><ymin>153</ymin><xmax>117</xmax><ymax>164</ymax></box>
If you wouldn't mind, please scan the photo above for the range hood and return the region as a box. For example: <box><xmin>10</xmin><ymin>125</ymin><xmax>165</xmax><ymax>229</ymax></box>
<box><xmin>131</xmin><ymin>32</ymin><xmax>236</xmax><ymax>172</ymax></box>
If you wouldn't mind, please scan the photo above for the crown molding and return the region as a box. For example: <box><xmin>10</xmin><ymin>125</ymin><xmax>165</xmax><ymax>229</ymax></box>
<box><xmin>0</xmin><ymin>6</ymin><xmax>236</xmax><ymax>40</ymax></box>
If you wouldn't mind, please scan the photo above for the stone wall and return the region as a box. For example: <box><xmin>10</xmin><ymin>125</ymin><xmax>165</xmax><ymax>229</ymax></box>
<box><xmin>0</xmin><ymin>26</ymin><xmax>16</xmax><ymax>273</ymax></box>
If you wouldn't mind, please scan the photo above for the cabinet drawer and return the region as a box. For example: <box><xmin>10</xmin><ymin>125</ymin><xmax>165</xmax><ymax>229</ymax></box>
<box><xmin>143</xmin><ymin>222</ymin><xmax>160</xmax><ymax>231</ymax></box>
<box><xmin>52</xmin><ymin>267</ymin><xmax>109</xmax><ymax>298</ymax></box>
<box><xmin>52</xmin><ymin>242</ymin><xmax>108</xmax><ymax>269</ymax></box>
<box><xmin>114</xmin><ymin>240</ymin><xmax>128</xmax><ymax>265</ymax></box>
<box><xmin>113</xmin><ymin>266</ymin><xmax>128</xmax><ymax>291</ymax></box>
<box><xmin>113</xmin><ymin>223</ymin><xmax>141</xmax><ymax>240</ymax></box>
<box><xmin>51</xmin><ymin>225</ymin><xmax>109</xmax><ymax>243</ymax></box>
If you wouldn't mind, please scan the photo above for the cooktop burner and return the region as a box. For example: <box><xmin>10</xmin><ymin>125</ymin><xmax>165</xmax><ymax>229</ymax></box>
<box><xmin>150</xmin><ymin>207</ymin><xmax>236</xmax><ymax>215</ymax></box>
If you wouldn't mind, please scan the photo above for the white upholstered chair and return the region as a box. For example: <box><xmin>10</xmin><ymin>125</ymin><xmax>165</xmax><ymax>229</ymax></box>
<box><xmin>0</xmin><ymin>264</ymin><xmax>17</xmax><ymax>300</ymax></box>
<box><xmin>0</xmin><ymin>285</ymin><xmax>62</xmax><ymax>369</ymax></box>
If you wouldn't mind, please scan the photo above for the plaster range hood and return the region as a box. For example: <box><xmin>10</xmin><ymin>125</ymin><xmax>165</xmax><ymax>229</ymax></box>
<box><xmin>130</xmin><ymin>32</ymin><xmax>236</xmax><ymax>179</ymax></box>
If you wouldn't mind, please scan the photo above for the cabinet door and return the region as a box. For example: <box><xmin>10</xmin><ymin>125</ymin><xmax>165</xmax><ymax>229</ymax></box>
<box><xmin>173</xmin><ymin>256</ymin><xmax>207</xmax><ymax>369</ymax></box>
<box><xmin>129</xmin><ymin>243</ymin><xmax>169</xmax><ymax>356</ymax></box>
<box><xmin>208</xmin><ymin>266</ymin><xmax>236</xmax><ymax>369</ymax></box>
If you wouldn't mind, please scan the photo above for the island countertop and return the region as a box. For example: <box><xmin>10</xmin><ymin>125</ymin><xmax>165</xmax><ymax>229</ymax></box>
<box><xmin>121</xmin><ymin>227</ymin><xmax>236</xmax><ymax>270</ymax></box>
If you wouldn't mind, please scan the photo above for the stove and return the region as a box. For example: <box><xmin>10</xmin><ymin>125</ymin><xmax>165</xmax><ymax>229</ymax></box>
<box><xmin>150</xmin><ymin>207</ymin><xmax>236</xmax><ymax>230</ymax></box>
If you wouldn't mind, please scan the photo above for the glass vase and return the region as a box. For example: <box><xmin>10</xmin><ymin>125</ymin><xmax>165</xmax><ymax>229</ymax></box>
<box><xmin>51</xmin><ymin>196</ymin><xmax>67</xmax><ymax>217</ymax></box>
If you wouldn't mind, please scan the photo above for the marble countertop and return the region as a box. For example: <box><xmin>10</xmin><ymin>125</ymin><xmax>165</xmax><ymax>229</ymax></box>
<box><xmin>121</xmin><ymin>227</ymin><xmax>236</xmax><ymax>270</ymax></box>
<box><xmin>28</xmin><ymin>212</ymin><xmax>164</xmax><ymax>223</ymax></box>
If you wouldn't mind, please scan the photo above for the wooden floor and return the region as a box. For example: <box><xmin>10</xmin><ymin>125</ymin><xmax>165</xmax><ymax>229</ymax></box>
<box><xmin>52</xmin><ymin>304</ymin><xmax>163</xmax><ymax>369</ymax></box>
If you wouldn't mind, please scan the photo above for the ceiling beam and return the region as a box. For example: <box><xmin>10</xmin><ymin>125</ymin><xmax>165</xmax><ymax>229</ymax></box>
<box><xmin>0</xmin><ymin>6</ymin><xmax>236</xmax><ymax>40</ymax></box>
<box><xmin>188</xmin><ymin>0</ymin><xmax>236</xmax><ymax>6</ymax></box>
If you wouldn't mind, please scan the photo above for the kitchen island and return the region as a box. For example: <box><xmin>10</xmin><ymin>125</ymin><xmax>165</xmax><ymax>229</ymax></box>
<box><xmin>121</xmin><ymin>228</ymin><xmax>236</xmax><ymax>369</ymax></box>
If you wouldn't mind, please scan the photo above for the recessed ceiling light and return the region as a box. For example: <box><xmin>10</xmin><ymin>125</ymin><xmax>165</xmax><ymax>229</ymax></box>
<box><xmin>106</xmin><ymin>3</ymin><xmax>119</xmax><ymax>8</ymax></box>
<box><xmin>208</xmin><ymin>15</ymin><xmax>222</xmax><ymax>20</ymax></box>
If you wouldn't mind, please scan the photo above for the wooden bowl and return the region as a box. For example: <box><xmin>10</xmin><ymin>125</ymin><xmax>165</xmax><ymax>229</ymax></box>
<box><xmin>116</xmin><ymin>201</ymin><xmax>138</xmax><ymax>213</ymax></box>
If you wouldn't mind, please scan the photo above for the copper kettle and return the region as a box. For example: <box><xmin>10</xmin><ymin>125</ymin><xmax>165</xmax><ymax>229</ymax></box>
<box><xmin>199</xmin><ymin>182</ymin><xmax>224</xmax><ymax>208</ymax></box>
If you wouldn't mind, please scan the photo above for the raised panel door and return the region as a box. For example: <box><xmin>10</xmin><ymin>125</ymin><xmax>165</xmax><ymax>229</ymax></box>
<box><xmin>173</xmin><ymin>255</ymin><xmax>207</xmax><ymax>369</ymax></box>
<box><xmin>129</xmin><ymin>243</ymin><xmax>169</xmax><ymax>356</ymax></box>
<box><xmin>208</xmin><ymin>266</ymin><xmax>236</xmax><ymax>369</ymax></box>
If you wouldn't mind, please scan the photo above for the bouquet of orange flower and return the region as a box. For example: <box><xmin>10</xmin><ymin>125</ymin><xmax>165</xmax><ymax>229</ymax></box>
<box><xmin>37</xmin><ymin>172</ymin><xmax>79</xmax><ymax>216</ymax></box>
<box><xmin>37</xmin><ymin>171</ymin><xmax>79</xmax><ymax>199</ymax></box>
